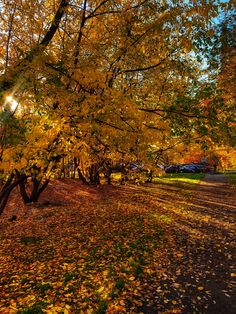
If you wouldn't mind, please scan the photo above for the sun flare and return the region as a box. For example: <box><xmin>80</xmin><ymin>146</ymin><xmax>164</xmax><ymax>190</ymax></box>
<box><xmin>6</xmin><ymin>95</ymin><xmax>18</xmax><ymax>111</ymax></box>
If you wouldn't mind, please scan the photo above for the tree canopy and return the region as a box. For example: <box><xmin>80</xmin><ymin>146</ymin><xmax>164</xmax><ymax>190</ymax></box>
<box><xmin>0</xmin><ymin>0</ymin><xmax>235</xmax><ymax>212</ymax></box>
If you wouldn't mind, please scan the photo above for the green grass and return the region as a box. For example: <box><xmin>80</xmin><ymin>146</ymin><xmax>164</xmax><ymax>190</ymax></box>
<box><xmin>107</xmin><ymin>171</ymin><xmax>205</xmax><ymax>185</ymax></box>
<box><xmin>227</xmin><ymin>173</ymin><xmax>236</xmax><ymax>187</ymax></box>
<box><xmin>154</xmin><ymin>172</ymin><xmax>205</xmax><ymax>184</ymax></box>
<box><xmin>17</xmin><ymin>301</ymin><xmax>47</xmax><ymax>314</ymax></box>
<box><xmin>20</xmin><ymin>236</ymin><xmax>42</xmax><ymax>245</ymax></box>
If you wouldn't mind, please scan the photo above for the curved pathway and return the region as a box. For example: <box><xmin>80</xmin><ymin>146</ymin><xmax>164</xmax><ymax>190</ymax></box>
<box><xmin>140</xmin><ymin>174</ymin><xmax>236</xmax><ymax>313</ymax></box>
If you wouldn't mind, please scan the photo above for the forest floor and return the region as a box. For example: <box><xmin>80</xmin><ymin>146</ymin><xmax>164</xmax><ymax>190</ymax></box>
<box><xmin>0</xmin><ymin>174</ymin><xmax>235</xmax><ymax>313</ymax></box>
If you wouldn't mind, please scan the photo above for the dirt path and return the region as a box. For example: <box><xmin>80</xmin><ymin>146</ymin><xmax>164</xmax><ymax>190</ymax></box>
<box><xmin>139</xmin><ymin>174</ymin><xmax>236</xmax><ymax>313</ymax></box>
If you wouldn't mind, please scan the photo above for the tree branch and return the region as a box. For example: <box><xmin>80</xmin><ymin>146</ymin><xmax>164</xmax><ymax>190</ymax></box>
<box><xmin>0</xmin><ymin>0</ymin><xmax>70</xmax><ymax>96</ymax></box>
<box><xmin>94</xmin><ymin>118</ymin><xmax>126</xmax><ymax>131</ymax></box>
<box><xmin>5</xmin><ymin>4</ymin><xmax>16</xmax><ymax>71</ymax></box>
<box><xmin>73</xmin><ymin>0</ymin><xmax>87</xmax><ymax>68</ymax></box>
<box><xmin>139</xmin><ymin>107</ymin><xmax>206</xmax><ymax>119</ymax></box>
<box><xmin>45</xmin><ymin>62</ymin><xmax>95</xmax><ymax>94</ymax></box>
<box><xmin>40</xmin><ymin>0</ymin><xmax>70</xmax><ymax>47</ymax></box>
<box><xmin>122</xmin><ymin>60</ymin><xmax>163</xmax><ymax>74</ymax></box>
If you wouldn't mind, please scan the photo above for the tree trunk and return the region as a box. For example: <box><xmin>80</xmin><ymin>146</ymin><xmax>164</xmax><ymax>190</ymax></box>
<box><xmin>62</xmin><ymin>158</ymin><xmax>66</xmax><ymax>178</ymax></box>
<box><xmin>120</xmin><ymin>166</ymin><xmax>128</xmax><ymax>185</ymax></box>
<box><xmin>28</xmin><ymin>178</ymin><xmax>50</xmax><ymax>203</ymax></box>
<box><xmin>18</xmin><ymin>177</ymin><xmax>50</xmax><ymax>204</ymax></box>
<box><xmin>0</xmin><ymin>188</ymin><xmax>12</xmax><ymax>215</ymax></box>
<box><xmin>89</xmin><ymin>164</ymin><xmax>100</xmax><ymax>184</ymax></box>
<box><xmin>0</xmin><ymin>173</ymin><xmax>14</xmax><ymax>197</ymax></box>
<box><xmin>0</xmin><ymin>174</ymin><xmax>27</xmax><ymax>215</ymax></box>
<box><xmin>18</xmin><ymin>178</ymin><xmax>30</xmax><ymax>203</ymax></box>
<box><xmin>77</xmin><ymin>168</ymin><xmax>88</xmax><ymax>184</ymax></box>
<box><xmin>29</xmin><ymin>178</ymin><xmax>40</xmax><ymax>202</ymax></box>
<box><xmin>146</xmin><ymin>170</ymin><xmax>153</xmax><ymax>183</ymax></box>
<box><xmin>105</xmin><ymin>169</ymin><xmax>112</xmax><ymax>184</ymax></box>
<box><xmin>71</xmin><ymin>157</ymin><xmax>77</xmax><ymax>179</ymax></box>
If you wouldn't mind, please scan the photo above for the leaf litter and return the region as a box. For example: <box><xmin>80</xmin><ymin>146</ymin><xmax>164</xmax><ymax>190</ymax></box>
<box><xmin>0</xmin><ymin>175</ymin><xmax>235</xmax><ymax>313</ymax></box>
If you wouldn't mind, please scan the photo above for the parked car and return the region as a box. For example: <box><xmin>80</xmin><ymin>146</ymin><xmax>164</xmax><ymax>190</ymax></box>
<box><xmin>165</xmin><ymin>165</ymin><xmax>180</xmax><ymax>173</ymax></box>
<box><xmin>129</xmin><ymin>162</ymin><xmax>145</xmax><ymax>171</ymax></box>
<box><xmin>193</xmin><ymin>163</ymin><xmax>210</xmax><ymax>173</ymax></box>
<box><xmin>165</xmin><ymin>162</ymin><xmax>211</xmax><ymax>174</ymax></box>
<box><xmin>179</xmin><ymin>164</ymin><xmax>196</xmax><ymax>173</ymax></box>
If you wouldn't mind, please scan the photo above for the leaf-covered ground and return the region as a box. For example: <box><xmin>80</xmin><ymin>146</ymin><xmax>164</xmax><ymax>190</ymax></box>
<box><xmin>0</xmin><ymin>174</ymin><xmax>235</xmax><ymax>313</ymax></box>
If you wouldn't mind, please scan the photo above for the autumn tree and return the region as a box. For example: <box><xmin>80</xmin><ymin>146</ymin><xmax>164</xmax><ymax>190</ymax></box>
<box><xmin>217</xmin><ymin>12</ymin><xmax>236</xmax><ymax>147</ymax></box>
<box><xmin>0</xmin><ymin>0</ymin><xmax>235</xmax><ymax>213</ymax></box>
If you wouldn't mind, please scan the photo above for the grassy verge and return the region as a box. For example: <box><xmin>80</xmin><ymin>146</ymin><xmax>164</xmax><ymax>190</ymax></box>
<box><xmin>153</xmin><ymin>172</ymin><xmax>205</xmax><ymax>185</ymax></box>
<box><xmin>227</xmin><ymin>173</ymin><xmax>236</xmax><ymax>187</ymax></box>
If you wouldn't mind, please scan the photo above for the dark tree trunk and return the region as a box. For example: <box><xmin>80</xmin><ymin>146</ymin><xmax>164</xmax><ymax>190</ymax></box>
<box><xmin>16</xmin><ymin>170</ymin><xmax>30</xmax><ymax>203</ymax></box>
<box><xmin>146</xmin><ymin>170</ymin><xmax>153</xmax><ymax>183</ymax></box>
<box><xmin>29</xmin><ymin>178</ymin><xmax>40</xmax><ymax>202</ymax></box>
<box><xmin>120</xmin><ymin>166</ymin><xmax>128</xmax><ymax>185</ymax></box>
<box><xmin>105</xmin><ymin>169</ymin><xmax>112</xmax><ymax>184</ymax></box>
<box><xmin>0</xmin><ymin>173</ymin><xmax>14</xmax><ymax>196</ymax></box>
<box><xmin>94</xmin><ymin>164</ymin><xmax>100</xmax><ymax>185</ymax></box>
<box><xmin>0</xmin><ymin>189</ymin><xmax>12</xmax><ymax>215</ymax></box>
<box><xmin>29</xmin><ymin>178</ymin><xmax>50</xmax><ymax>202</ymax></box>
<box><xmin>18</xmin><ymin>177</ymin><xmax>50</xmax><ymax>204</ymax></box>
<box><xmin>0</xmin><ymin>174</ymin><xmax>27</xmax><ymax>215</ymax></box>
<box><xmin>107</xmin><ymin>172</ymin><xmax>112</xmax><ymax>185</ymax></box>
<box><xmin>89</xmin><ymin>164</ymin><xmax>100</xmax><ymax>184</ymax></box>
<box><xmin>18</xmin><ymin>178</ymin><xmax>30</xmax><ymax>203</ymax></box>
<box><xmin>71</xmin><ymin>157</ymin><xmax>77</xmax><ymax>179</ymax></box>
<box><xmin>77</xmin><ymin>168</ymin><xmax>88</xmax><ymax>184</ymax></box>
<box><xmin>62</xmin><ymin>158</ymin><xmax>66</xmax><ymax>178</ymax></box>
